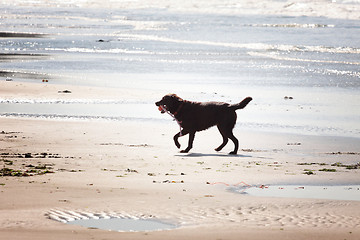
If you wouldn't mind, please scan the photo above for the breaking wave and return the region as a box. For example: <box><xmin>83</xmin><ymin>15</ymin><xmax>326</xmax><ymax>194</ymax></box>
<box><xmin>117</xmin><ymin>34</ymin><xmax>360</xmax><ymax>55</ymax></box>
<box><xmin>244</xmin><ymin>23</ymin><xmax>335</xmax><ymax>28</ymax></box>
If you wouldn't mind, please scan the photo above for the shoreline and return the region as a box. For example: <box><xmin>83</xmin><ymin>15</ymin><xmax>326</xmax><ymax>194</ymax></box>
<box><xmin>0</xmin><ymin>80</ymin><xmax>158</xmax><ymax>101</ymax></box>
<box><xmin>1</xmin><ymin>80</ymin><xmax>360</xmax><ymax>139</ymax></box>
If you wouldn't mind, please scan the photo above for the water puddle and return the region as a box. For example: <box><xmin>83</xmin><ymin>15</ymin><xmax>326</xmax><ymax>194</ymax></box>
<box><xmin>67</xmin><ymin>217</ymin><xmax>177</xmax><ymax>232</ymax></box>
<box><xmin>232</xmin><ymin>185</ymin><xmax>360</xmax><ymax>201</ymax></box>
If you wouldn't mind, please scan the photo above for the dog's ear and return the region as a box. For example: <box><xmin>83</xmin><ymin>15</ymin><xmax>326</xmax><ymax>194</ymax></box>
<box><xmin>170</xmin><ymin>94</ymin><xmax>183</xmax><ymax>102</ymax></box>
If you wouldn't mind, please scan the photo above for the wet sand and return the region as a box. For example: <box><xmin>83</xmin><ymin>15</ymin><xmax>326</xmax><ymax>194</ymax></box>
<box><xmin>1</xmin><ymin>81</ymin><xmax>360</xmax><ymax>239</ymax></box>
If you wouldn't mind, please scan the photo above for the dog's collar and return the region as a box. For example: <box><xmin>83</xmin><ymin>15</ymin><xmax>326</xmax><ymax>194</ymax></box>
<box><xmin>173</xmin><ymin>102</ymin><xmax>184</xmax><ymax>116</ymax></box>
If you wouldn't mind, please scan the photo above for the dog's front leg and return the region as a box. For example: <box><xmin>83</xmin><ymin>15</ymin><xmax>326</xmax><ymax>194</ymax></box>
<box><xmin>173</xmin><ymin>132</ymin><xmax>181</xmax><ymax>149</ymax></box>
<box><xmin>180</xmin><ymin>131</ymin><xmax>195</xmax><ymax>153</ymax></box>
<box><xmin>173</xmin><ymin>130</ymin><xmax>189</xmax><ymax>149</ymax></box>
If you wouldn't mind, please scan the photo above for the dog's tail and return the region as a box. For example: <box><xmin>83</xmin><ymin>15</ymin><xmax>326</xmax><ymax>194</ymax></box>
<box><xmin>230</xmin><ymin>97</ymin><xmax>252</xmax><ymax>110</ymax></box>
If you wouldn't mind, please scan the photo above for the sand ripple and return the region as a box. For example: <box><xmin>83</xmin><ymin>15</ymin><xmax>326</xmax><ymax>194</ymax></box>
<box><xmin>46</xmin><ymin>201</ymin><xmax>360</xmax><ymax>229</ymax></box>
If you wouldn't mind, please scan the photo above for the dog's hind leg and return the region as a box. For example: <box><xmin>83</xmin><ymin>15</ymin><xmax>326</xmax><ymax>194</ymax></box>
<box><xmin>173</xmin><ymin>130</ymin><xmax>189</xmax><ymax>149</ymax></box>
<box><xmin>215</xmin><ymin>125</ymin><xmax>229</xmax><ymax>152</ymax></box>
<box><xmin>228</xmin><ymin>131</ymin><xmax>239</xmax><ymax>155</ymax></box>
<box><xmin>216</xmin><ymin>119</ymin><xmax>238</xmax><ymax>154</ymax></box>
<box><xmin>180</xmin><ymin>131</ymin><xmax>195</xmax><ymax>153</ymax></box>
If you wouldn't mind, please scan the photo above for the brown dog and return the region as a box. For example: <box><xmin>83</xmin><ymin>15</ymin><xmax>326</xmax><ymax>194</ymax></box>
<box><xmin>155</xmin><ymin>94</ymin><xmax>252</xmax><ymax>154</ymax></box>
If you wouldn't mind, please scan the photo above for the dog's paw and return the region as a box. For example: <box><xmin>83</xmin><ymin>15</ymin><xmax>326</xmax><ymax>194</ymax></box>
<box><xmin>180</xmin><ymin>149</ymin><xmax>189</xmax><ymax>153</ymax></box>
<box><xmin>174</xmin><ymin>139</ymin><xmax>181</xmax><ymax>149</ymax></box>
<box><xmin>229</xmin><ymin>151</ymin><xmax>237</xmax><ymax>155</ymax></box>
<box><xmin>215</xmin><ymin>147</ymin><xmax>222</xmax><ymax>152</ymax></box>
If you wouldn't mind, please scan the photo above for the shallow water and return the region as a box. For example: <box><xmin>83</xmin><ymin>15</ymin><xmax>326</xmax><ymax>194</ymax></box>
<box><xmin>233</xmin><ymin>185</ymin><xmax>360</xmax><ymax>201</ymax></box>
<box><xmin>1</xmin><ymin>1</ymin><xmax>360</xmax><ymax>138</ymax></box>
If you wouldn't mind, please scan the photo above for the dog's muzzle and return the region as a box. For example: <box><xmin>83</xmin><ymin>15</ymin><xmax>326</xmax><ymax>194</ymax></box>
<box><xmin>158</xmin><ymin>105</ymin><xmax>167</xmax><ymax>114</ymax></box>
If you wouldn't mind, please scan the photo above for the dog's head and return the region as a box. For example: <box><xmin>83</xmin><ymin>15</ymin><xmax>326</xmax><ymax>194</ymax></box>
<box><xmin>155</xmin><ymin>94</ymin><xmax>183</xmax><ymax>114</ymax></box>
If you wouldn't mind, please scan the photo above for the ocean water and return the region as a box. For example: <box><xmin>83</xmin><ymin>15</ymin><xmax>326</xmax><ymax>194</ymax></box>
<box><xmin>0</xmin><ymin>1</ymin><xmax>359</xmax><ymax>138</ymax></box>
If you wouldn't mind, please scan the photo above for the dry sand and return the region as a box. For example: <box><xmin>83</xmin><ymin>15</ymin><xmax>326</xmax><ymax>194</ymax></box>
<box><xmin>1</xmin><ymin>81</ymin><xmax>360</xmax><ymax>240</ymax></box>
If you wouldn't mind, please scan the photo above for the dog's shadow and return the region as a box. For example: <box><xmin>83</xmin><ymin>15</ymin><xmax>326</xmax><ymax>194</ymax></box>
<box><xmin>175</xmin><ymin>152</ymin><xmax>252</xmax><ymax>158</ymax></box>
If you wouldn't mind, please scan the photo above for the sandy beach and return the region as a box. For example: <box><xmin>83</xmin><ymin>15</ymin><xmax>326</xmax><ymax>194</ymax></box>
<box><xmin>1</xmin><ymin>0</ymin><xmax>360</xmax><ymax>238</ymax></box>
<box><xmin>1</xmin><ymin>81</ymin><xmax>359</xmax><ymax>240</ymax></box>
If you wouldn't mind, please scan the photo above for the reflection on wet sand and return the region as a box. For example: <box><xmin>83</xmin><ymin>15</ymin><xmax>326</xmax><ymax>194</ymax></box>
<box><xmin>0</xmin><ymin>32</ymin><xmax>47</xmax><ymax>38</ymax></box>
